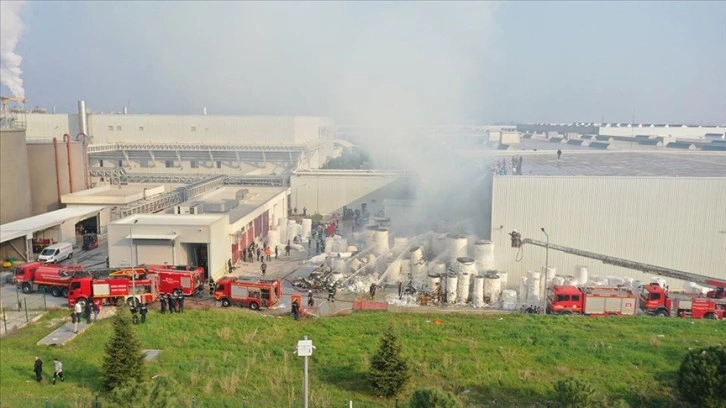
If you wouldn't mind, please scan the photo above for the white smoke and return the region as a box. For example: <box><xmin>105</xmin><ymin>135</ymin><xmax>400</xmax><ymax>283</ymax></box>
<box><xmin>0</xmin><ymin>0</ymin><xmax>27</xmax><ymax>98</ymax></box>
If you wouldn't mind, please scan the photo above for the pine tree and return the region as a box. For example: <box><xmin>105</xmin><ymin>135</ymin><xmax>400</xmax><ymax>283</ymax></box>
<box><xmin>409</xmin><ymin>388</ymin><xmax>463</xmax><ymax>408</ymax></box>
<box><xmin>368</xmin><ymin>324</ymin><xmax>410</xmax><ymax>397</ymax></box>
<box><xmin>677</xmin><ymin>346</ymin><xmax>726</xmax><ymax>408</ymax></box>
<box><xmin>103</xmin><ymin>376</ymin><xmax>182</xmax><ymax>407</ymax></box>
<box><xmin>102</xmin><ymin>308</ymin><xmax>146</xmax><ymax>391</ymax></box>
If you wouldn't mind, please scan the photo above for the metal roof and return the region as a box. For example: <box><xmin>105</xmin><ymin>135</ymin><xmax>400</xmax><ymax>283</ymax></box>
<box><xmin>0</xmin><ymin>205</ymin><xmax>107</xmax><ymax>243</ymax></box>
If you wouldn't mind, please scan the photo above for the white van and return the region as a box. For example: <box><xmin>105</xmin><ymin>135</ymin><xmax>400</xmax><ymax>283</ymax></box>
<box><xmin>38</xmin><ymin>242</ymin><xmax>74</xmax><ymax>263</ymax></box>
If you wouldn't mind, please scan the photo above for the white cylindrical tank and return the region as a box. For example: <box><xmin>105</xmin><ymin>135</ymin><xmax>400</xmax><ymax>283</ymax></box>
<box><xmin>456</xmin><ymin>257</ymin><xmax>476</xmax><ymax>276</ymax></box>
<box><xmin>552</xmin><ymin>276</ymin><xmax>565</xmax><ymax>287</ymax></box>
<box><xmin>474</xmin><ymin>240</ymin><xmax>495</xmax><ymax>274</ymax></box>
<box><xmin>497</xmin><ymin>270</ymin><xmax>508</xmax><ymax>290</ymax></box>
<box><xmin>324</xmin><ymin>237</ymin><xmax>334</xmax><ymax>254</ymax></box>
<box><xmin>335</xmin><ymin>237</ymin><xmax>348</xmax><ymax>253</ymax></box>
<box><xmin>608</xmin><ymin>276</ymin><xmax>625</xmax><ymax>287</ymax></box>
<box><xmin>457</xmin><ymin>272</ymin><xmax>471</xmax><ymax>303</ymax></box>
<box><xmin>472</xmin><ymin>276</ymin><xmax>485</xmax><ymax>307</ymax></box>
<box><xmin>527</xmin><ymin>271</ymin><xmax>542</xmax><ymax>305</ymax></box>
<box><xmin>409</xmin><ymin>246</ymin><xmax>423</xmax><ymax>265</ymax></box>
<box><xmin>374</xmin><ymin>228</ymin><xmax>390</xmax><ymax>255</ymax></box>
<box><xmin>399</xmin><ymin>259</ymin><xmax>411</xmax><ymax>282</ymax></box>
<box><xmin>564</xmin><ymin>276</ymin><xmax>578</xmax><ymax>286</ymax></box>
<box><xmin>650</xmin><ymin>277</ymin><xmax>667</xmax><ymax>289</ymax></box>
<box><xmin>545</xmin><ymin>267</ymin><xmax>556</xmax><ymax>282</ymax></box>
<box><xmin>484</xmin><ymin>273</ymin><xmax>502</xmax><ymax>304</ymax></box>
<box><xmin>447</xmin><ymin>234</ymin><xmax>468</xmax><ymax>262</ymax></box>
<box><xmin>519</xmin><ymin>277</ymin><xmax>528</xmax><ymax>304</ymax></box>
<box><xmin>446</xmin><ymin>274</ymin><xmax>458</xmax><ymax>304</ymax></box>
<box><xmin>287</xmin><ymin>222</ymin><xmax>301</xmax><ymax>244</ymax></box>
<box><xmin>301</xmin><ymin>218</ymin><xmax>312</xmax><ymax>240</ymax></box>
<box><xmin>428</xmin><ymin>273</ymin><xmax>441</xmax><ymax>295</ymax></box>
<box><xmin>501</xmin><ymin>290</ymin><xmax>518</xmax><ymax>310</ymax></box>
<box><xmin>433</xmin><ymin>233</ymin><xmax>448</xmax><ymax>256</ymax></box>
<box><xmin>431</xmin><ymin>263</ymin><xmax>446</xmax><ymax>276</ymax></box>
<box><xmin>266</xmin><ymin>229</ymin><xmax>281</xmax><ymax>253</ymax></box>
<box><xmin>413</xmin><ymin>263</ymin><xmax>428</xmax><ymax>284</ymax></box>
<box><xmin>392</xmin><ymin>237</ymin><xmax>409</xmax><ymax>254</ymax></box>
<box><xmin>278</xmin><ymin>217</ymin><xmax>288</xmax><ymax>244</ymax></box>
<box><xmin>575</xmin><ymin>265</ymin><xmax>589</xmax><ymax>286</ymax></box>
<box><xmin>350</xmin><ymin>257</ymin><xmax>363</xmax><ymax>273</ymax></box>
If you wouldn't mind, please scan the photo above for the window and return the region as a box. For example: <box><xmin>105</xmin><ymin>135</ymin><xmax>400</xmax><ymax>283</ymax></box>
<box><xmin>556</xmin><ymin>295</ymin><xmax>570</xmax><ymax>302</ymax></box>
<box><xmin>165</xmin><ymin>160</ymin><xmax>174</xmax><ymax>168</ymax></box>
<box><xmin>571</xmin><ymin>295</ymin><xmax>580</xmax><ymax>302</ymax></box>
<box><xmin>116</xmin><ymin>125</ymin><xmax>122</xmax><ymax>131</ymax></box>
<box><xmin>139</xmin><ymin>126</ymin><xmax>144</xmax><ymax>131</ymax></box>
<box><xmin>191</xmin><ymin>126</ymin><xmax>197</xmax><ymax>132</ymax></box>
<box><xmin>190</xmin><ymin>160</ymin><xmax>199</xmax><ymax>169</ymax></box>
<box><xmin>108</xmin><ymin>125</ymin><xmax>114</xmax><ymax>131</ymax></box>
<box><xmin>650</xmin><ymin>293</ymin><xmax>661</xmax><ymax>300</ymax></box>
<box><xmin>216</xmin><ymin>160</ymin><xmax>222</xmax><ymax>169</ymax></box>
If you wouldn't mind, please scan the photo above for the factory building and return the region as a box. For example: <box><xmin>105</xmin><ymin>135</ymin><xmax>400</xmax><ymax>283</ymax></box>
<box><xmin>107</xmin><ymin>186</ymin><xmax>289</xmax><ymax>280</ymax></box>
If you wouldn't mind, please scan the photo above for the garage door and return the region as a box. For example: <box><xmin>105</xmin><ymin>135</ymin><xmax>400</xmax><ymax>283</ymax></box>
<box><xmin>136</xmin><ymin>239</ymin><xmax>174</xmax><ymax>265</ymax></box>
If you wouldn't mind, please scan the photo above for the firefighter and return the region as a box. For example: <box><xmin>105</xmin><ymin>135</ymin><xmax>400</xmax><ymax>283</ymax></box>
<box><xmin>327</xmin><ymin>283</ymin><xmax>337</xmax><ymax>303</ymax></box>
<box><xmin>510</xmin><ymin>230</ymin><xmax>522</xmax><ymax>248</ymax></box>
<box><xmin>260</xmin><ymin>261</ymin><xmax>267</xmax><ymax>278</ymax></box>
<box><xmin>285</xmin><ymin>241</ymin><xmax>291</xmax><ymax>256</ymax></box>
<box><xmin>208</xmin><ymin>278</ymin><xmax>215</xmax><ymax>297</ymax></box>
<box><xmin>227</xmin><ymin>259</ymin><xmax>233</xmax><ymax>274</ymax></box>
<box><xmin>369</xmin><ymin>283</ymin><xmax>377</xmax><ymax>300</ymax></box>
<box><xmin>167</xmin><ymin>294</ymin><xmax>176</xmax><ymax>313</ymax></box>
<box><xmin>84</xmin><ymin>301</ymin><xmax>92</xmax><ymax>324</ymax></box>
<box><xmin>275</xmin><ymin>245</ymin><xmax>279</xmax><ymax>259</ymax></box>
<box><xmin>34</xmin><ymin>356</ymin><xmax>43</xmax><ymax>383</ymax></box>
<box><xmin>160</xmin><ymin>294</ymin><xmax>167</xmax><ymax>314</ymax></box>
<box><xmin>177</xmin><ymin>292</ymin><xmax>185</xmax><ymax>313</ymax></box>
<box><xmin>291</xmin><ymin>299</ymin><xmax>301</xmax><ymax>321</ymax></box>
<box><xmin>307</xmin><ymin>290</ymin><xmax>314</xmax><ymax>307</ymax></box>
<box><xmin>130</xmin><ymin>303</ymin><xmax>139</xmax><ymax>324</ymax></box>
<box><xmin>140</xmin><ymin>302</ymin><xmax>148</xmax><ymax>323</ymax></box>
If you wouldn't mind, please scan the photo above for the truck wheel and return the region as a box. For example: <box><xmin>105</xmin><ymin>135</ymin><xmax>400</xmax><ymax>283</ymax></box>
<box><xmin>221</xmin><ymin>299</ymin><xmax>231</xmax><ymax>307</ymax></box>
<box><xmin>76</xmin><ymin>298</ymin><xmax>87</xmax><ymax>309</ymax></box>
<box><xmin>704</xmin><ymin>312</ymin><xmax>718</xmax><ymax>320</ymax></box>
<box><xmin>114</xmin><ymin>297</ymin><xmax>125</xmax><ymax>306</ymax></box>
<box><xmin>250</xmin><ymin>302</ymin><xmax>260</xmax><ymax>311</ymax></box>
<box><xmin>21</xmin><ymin>283</ymin><xmax>32</xmax><ymax>294</ymax></box>
<box><xmin>655</xmin><ymin>309</ymin><xmax>669</xmax><ymax>317</ymax></box>
<box><xmin>560</xmin><ymin>309</ymin><xmax>572</xmax><ymax>315</ymax></box>
<box><xmin>62</xmin><ymin>288</ymin><xmax>69</xmax><ymax>298</ymax></box>
<box><xmin>51</xmin><ymin>287</ymin><xmax>61</xmax><ymax>297</ymax></box>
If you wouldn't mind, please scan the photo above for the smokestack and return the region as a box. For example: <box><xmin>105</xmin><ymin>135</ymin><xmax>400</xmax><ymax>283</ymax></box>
<box><xmin>52</xmin><ymin>106</ymin><xmax>56</xmax><ymax>114</ymax></box>
<box><xmin>123</xmin><ymin>106</ymin><xmax>128</xmax><ymax>115</ymax></box>
<box><xmin>77</xmin><ymin>100</ymin><xmax>88</xmax><ymax>136</ymax></box>
<box><xmin>203</xmin><ymin>107</ymin><xmax>207</xmax><ymax>116</ymax></box>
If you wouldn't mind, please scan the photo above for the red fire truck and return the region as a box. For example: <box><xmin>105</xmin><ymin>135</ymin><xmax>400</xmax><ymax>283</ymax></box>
<box><xmin>546</xmin><ymin>285</ymin><xmax>638</xmax><ymax>316</ymax></box>
<box><xmin>640</xmin><ymin>282</ymin><xmax>725</xmax><ymax>319</ymax></box>
<box><xmin>14</xmin><ymin>262</ymin><xmax>83</xmax><ymax>297</ymax></box>
<box><xmin>145</xmin><ymin>265</ymin><xmax>204</xmax><ymax>296</ymax></box>
<box><xmin>68</xmin><ymin>274</ymin><xmax>160</xmax><ymax>307</ymax></box>
<box><xmin>213</xmin><ymin>276</ymin><xmax>281</xmax><ymax>310</ymax></box>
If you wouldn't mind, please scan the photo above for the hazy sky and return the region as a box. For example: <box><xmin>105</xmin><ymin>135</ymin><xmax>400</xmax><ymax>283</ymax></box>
<box><xmin>2</xmin><ymin>1</ymin><xmax>725</xmax><ymax>124</ymax></box>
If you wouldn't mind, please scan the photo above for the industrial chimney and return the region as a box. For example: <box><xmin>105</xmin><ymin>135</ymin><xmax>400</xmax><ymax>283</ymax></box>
<box><xmin>203</xmin><ymin>107</ymin><xmax>207</xmax><ymax>116</ymax></box>
<box><xmin>123</xmin><ymin>106</ymin><xmax>128</xmax><ymax>115</ymax></box>
<box><xmin>77</xmin><ymin>100</ymin><xmax>88</xmax><ymax>136</ymax></box>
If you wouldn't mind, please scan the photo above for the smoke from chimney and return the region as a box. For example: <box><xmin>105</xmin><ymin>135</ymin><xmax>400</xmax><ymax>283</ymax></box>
<box><xmin>0</xmin><ymin>0</ymin><xmax>27</xmax><ymax>98</ymax></box>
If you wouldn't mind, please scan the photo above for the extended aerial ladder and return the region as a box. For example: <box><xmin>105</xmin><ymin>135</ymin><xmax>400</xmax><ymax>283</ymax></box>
<box><xmin>509</xmin><ymin>231</ymin><xmax>725</xmax><ymax>298</ymax></box>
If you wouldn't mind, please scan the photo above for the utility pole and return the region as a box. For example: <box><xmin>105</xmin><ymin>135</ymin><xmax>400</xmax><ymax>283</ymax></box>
<box><xmin>540</xmin><ymin>227</ymin><xmax>549</xmax><ymax>313</ymax></box>
<box><xmin>296</xmin><ymin>336</ymin><xmax>315</xmax><ymax>408</ymax></box>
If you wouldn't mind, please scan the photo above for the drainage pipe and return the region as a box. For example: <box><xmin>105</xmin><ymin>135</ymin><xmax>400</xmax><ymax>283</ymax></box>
<box><xmin>63</xmin><ymin>133</ymin><xmax>74</xmax><ymax>193</ymax></box>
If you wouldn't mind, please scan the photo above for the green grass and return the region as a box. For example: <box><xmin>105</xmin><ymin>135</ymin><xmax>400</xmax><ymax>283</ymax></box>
<box><xmin>0</xmin><ymin>309</ymin><xmax>723</xmax><ymax>407</ymax></box>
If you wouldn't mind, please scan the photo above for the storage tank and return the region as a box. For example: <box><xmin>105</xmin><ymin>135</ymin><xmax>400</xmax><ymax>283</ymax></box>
<box><xmin>0</xmin><ymin>128</ymin><xmax>32</xmax><ymax>223</ymax></box>
<box><xmin>430</xmin><ymin>262</ymin><xmax>446</xmax><ymax>276</ymax></box>
<box><xmin>472</xmin><ymin>276</ymin><xmax>485</xmax><ymax>307</ymax></box>
<box><xmin>432</xmin><ymin>232</ymin><xmax>448</xmax><ymax>256</ymax></box>
<box><xmin>278</xmin><ymin>217</ymin><xmax>289</xmax><ymax>244</ymax></box>
<box><xmin>373</xmin><ymin>228</ymin><xmax>390</xmax><ymax>255</ymax></box>
<box><xmin>519</xmin><ymin>277</ymin><xmax>528</xmax><ymax>304</ymax></box>
<box><xmin>527</xmin><ymin>271</ymin><xmax>542</xmax><ymax>305</ymax></box>
<box><xmin>409</xmin><ymin>246</ymin><xmax>423</xmax><ymax>265</ymax></box>
<box><xmin>474</xmin><ymin>240</ymin><xmax>495</xmax><ymax>274</ymax></box>
<box><xmin>445</xmin><ymin>274</ymin><xmax>458</xmax><ymax>304</ymax></box>
<box><xmin>427</xmin><ymin>273</ymin><xmax>441</xmax><ymax>295</ymax></box>
<box><xmin>447</xmin><ymin>234</ymin><xmax>468</xmax><ymax>262</ymax></box>
<box><xmin>575</xmin><ymin>265</ymin><xmax>589</xmax><ymax>286</ymax></box>
<box><xmin>384</xmin><ymin>255</ymin><xmax>402</xmax><ymax>284</ymax></box>
<box><xmin>497</xmin><ymin>270</ymin><xmax>508</xmax><ymax>290</ymax></box>
<box><xmin>484</xmin><ymin>273</ymin><xmax>502</xmax><ymax>304</ymax></box>
<box><xmin>501</xmin><ymin>290</ymin><xmax>518</xmax><ymax>310</ymax></box>
<box><xmin>266</xmin><ymin>229</ymin><xmax>281</xmax><ymax>252</ymax></box>
<box><xmin>457</xmin><ymin>272</ymin><xmax>471</xmax><ymax>303</ymax></box>
<box><xmin>456</xmin><ymin>257</ymin><xmax>476</xmax><ymax>275</ymax></box>
<box><xmin>392</xmin><ymin>237</ymin><xmax>409</xmax><ymax>254</ymax></box>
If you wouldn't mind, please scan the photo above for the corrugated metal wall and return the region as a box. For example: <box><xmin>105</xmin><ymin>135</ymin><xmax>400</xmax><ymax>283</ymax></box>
<box><xmin>491</xmin><ymin>176</ymin><xmax>726</xmax><ymax>290</ymax></box>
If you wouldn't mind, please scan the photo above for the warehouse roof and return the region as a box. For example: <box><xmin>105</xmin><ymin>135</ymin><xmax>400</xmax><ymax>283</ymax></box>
<box><xmin>0</xmin><ymin>205</ymin><xmax>106</xmax><ymax>243</ymax></box>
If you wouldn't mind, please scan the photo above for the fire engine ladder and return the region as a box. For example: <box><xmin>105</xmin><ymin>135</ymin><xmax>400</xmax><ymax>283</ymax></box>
<box><xmin>520</xmin><ymin>238</ymin><xmax>726</xmax><ymax>289</ymax></box>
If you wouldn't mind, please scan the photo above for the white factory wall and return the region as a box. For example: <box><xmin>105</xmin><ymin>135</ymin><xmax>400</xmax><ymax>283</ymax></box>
<box><xmin>491</xmin><ymin>176</ymin><xmax>726</xmax><ymax>291</ymax></box>
<box><xmin>23</xmin><ymin>113</ymin><xmax>80</xmax><ymax>139</ymax></box>
<box><xmin>290</xmin><ymin>172</ymin><xmax>413</xmax><ymax>216</ymax></box>
<box><xmin>598</xmin><ymin>125</ymin><xmax>726</xmax><ymax>139</ymax></box>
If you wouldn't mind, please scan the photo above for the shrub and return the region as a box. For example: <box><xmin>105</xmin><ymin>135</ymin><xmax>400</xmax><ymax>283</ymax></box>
<box><xmin>677</xmin><ymin>345</ymin><xmax>726</xmax><ymax>408</ymax></box>
<box><xmin>408</xmin><ymin>388</ymin><xmax>462</xmax><ymax>408</ymax></box>
<box><xmin>103</xmin><ymin>376</ymin><xmax>182</xmax><ymax>407</ymax></box>
<box><xmin>552</xmin><ymin>378</ymin><xmax>601</xmax><ymax>408</ymax></box>
<box><xmin>368</xmin><ymin>325</ymin><xmax>410</xmax><ymax>397</ymax></box>
<box><xmin>101</xmin><ymin>308</ymin><xmax>146</xmax><ymax>391</ymax></box>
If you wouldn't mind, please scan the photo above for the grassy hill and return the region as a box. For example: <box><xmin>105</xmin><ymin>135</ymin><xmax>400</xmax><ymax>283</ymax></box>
<box><xmin>0</xmin><ymin>308</ymin><xmax>722</xmax><ymax>407</ymax></box>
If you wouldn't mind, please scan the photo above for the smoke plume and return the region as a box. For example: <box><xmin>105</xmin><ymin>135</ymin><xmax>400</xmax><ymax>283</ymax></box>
<box><xmin>0</xmin><ymin>0</ymin><xmax>27</xmax><ymax>97</ymax></box>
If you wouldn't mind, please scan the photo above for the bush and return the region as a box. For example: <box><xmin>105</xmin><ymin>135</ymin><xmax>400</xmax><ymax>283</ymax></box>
<box><xmin>368</xmin><ymin>325</ymin><xmax>410</xmax><ymax>397</ymax></box>
<box><xmin>677</xmin><ymin>345</ymin><xmax>726</xmax><ymax>408</ymax></box>
<box><xmin>552</xmin><ymin>378</ymin><xmax>602</xmax><ymax>408</ymax></box>
<box><xmin>103</xmin><ymin>376</ymin><xmax>182</xmax><ymax>407</ymax></box>
<box><xmin>408</xmin><ymin>388</ymin><xmax>462</xmax><ymax>408</ymax></box>
<box><xmin>101</xmin><ymin>308</ymin><xmax>146</xmax><ymax>391</ymax></box>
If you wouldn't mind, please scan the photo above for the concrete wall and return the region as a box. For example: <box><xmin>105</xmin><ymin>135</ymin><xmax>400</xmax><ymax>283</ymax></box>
<box><xmin>27</xmin><ymin>141</ymin><xmax>87</xmax><ymax>215</ymax></box>
<box><xmin>490</xmin><ymin>176</ymin><xmax>726</xmax><ymax>290</ymax></box>
<box><xmin>0</xmin><ymin>129</ymin><xmax>32</xmax><ymax>223</ymax></box>
<box><xmin>22</xmin><ymin>113</ymin><xmax>80</xmax><ymax>139</ymax></box>
<box><xmin>290</xmin><ymin>171</ymin><xmax>414</xmax><ymax>216</ymax></box>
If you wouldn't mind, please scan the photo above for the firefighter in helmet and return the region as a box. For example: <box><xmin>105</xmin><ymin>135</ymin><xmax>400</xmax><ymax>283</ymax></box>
<box><xmin>510</xmin><ymin>229</ymin><xmax>522</xmax><ymax>248</ymax></box>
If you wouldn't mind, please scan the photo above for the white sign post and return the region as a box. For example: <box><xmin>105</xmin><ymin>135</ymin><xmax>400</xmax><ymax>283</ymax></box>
<box><xmin>296</xmin><ymin>336</ymin><xmax>315</xmax><ymax>408</ymax></box>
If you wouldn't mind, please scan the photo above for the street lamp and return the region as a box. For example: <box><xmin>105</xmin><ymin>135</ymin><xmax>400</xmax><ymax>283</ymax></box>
<box><xmin>540</xmin><ymin>227</ymin><xmax>549</xmax><ymax>314</ymax></box>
